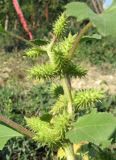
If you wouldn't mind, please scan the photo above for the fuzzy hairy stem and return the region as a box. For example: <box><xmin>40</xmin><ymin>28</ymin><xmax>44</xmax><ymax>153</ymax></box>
<box><xmin>62</xmin><ymin>20</ymin><xmax>93</xmax><ymax>160</ymax></box>
<box><xmin>48</xmin><ymin>35</ymin><xmax>73</xmax><ymax>115</ymax></box>
<box><xmin>48</xmin><ymin>32</ymin><xmax>75</xmax><ymax>159</ymax></box>
<box><xmin>62</xmin><ymin>77</ymin><xmax>75</xmax><ymax>160</ymax></box>
<box><xmin>69</xmin><ymin>22</ymin><xmax>93</xmax><ymax>58</ymax></box>
<box><xmin>62</xmin><ymin>76</ymin><xmax>73</xmax><ymax>114</ymax></box>
<box><xmin>64</xmin><ymin>143</ymin><xmax>76</xmax><ymax>160</ymax></box>
<box><xmin>0</xmin><ymin>115</ymin><xmax>34</xmax><ymax>138</ymax></box>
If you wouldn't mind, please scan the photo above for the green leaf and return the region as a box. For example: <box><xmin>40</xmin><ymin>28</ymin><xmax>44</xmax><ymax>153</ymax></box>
<box><xmin>113</xmin><ymin>0</ymin><xmax>116</xmax><ymax>5</ymax></box>
<box><xmin>100</xmin><ymin>140</ymin><xmax>112</xmax><ymax>149</ymax></box>
<box><xmin>66</xmin><ymin>113</ymin><xmax>116</xmax><ymax>145</ymax></box>
<box><xmin>93</xmin><ymin>5</ymin><xmax>116</xmax><ymax>37</ymax></box>
<box><xmin>0</xmin><ymin>123</ymin><xmax>22</xmax><ymax>150</ymax></box>
<box><xmin>65</xmin><ymin>2</ymin><xmax>96</xmax><ymax>22</ymax></box>
<box><xmin>30</xmin><ymin>39</ymin><xmax>48</xmax><ymax>45</ymax></box>
<box><xmin>82</xmin><ymin>34</ymin><xmax>102</xmax><ymax>40</ymax></box>
<box><xmin>65</xmin><ymin>2</ymin><xmax>116</xmax><ymax>37</ymax></box>
<box><xmin>40</xmin><ymin>114</ymin><xmax>52</xmax><ymax>122</ymax></box>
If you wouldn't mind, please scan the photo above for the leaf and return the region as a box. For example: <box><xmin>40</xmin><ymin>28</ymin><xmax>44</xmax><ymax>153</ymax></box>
<box><xmin>66</xmin><ymin>113</ymin><xmax>116</xmax><ymax>145</ymax></box>
<box><xmin>65</xmin><ymin>2</ymin><xmax>96</xmax><ymax>22</ymax></box>
<box><xmin>40</xmin><ymin>114</ymin><xmax>52</xmax><ymax>122</ymax></box>
<box><xmin>82</xmin><ymin>34</ymin><xmax>102</xmax><ymax>41</ymax></box>
<box><xmin>65</xmin><ymin>2</ymin><xmax>116</xmax><ymax>37</ymax></box>
<box><xmin>93</xmin><ymin>5</ymin><xmax>116</xmax><ymax>37</ymax></box>
<box><xmin>0</xmin><ymin>123</ymin><xmax>23</xmax><ymax>150</ymax></box>
<box><xmin>31</xmin><ymin>39</ymin><xmax>48</xmax><ymax>45</ymax></box>
<box><xmin>100</xmin><ymin>140</ymin><xmax>112</xmax><ymax>149</ymax></box>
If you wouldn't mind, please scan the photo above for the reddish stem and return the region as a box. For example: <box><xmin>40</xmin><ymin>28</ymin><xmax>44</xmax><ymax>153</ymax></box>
<box><xmin>0</xmin><ymin>115</ymin><xmax>34</xmax><ymax>138</ymax></box>
<box><xmin>12</xmin><ymin>0</ymin><xmax>33</xmax><ymax>40</ymax></box>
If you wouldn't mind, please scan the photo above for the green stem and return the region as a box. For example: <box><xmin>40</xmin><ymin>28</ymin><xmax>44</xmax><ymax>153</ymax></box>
<box><xmin>48</xmin><ymin>33</ymin><xmax>75</xmax><ymax>160</ymax></box>
<box><xmin>62</xmin><ymin>76</ymin><xmax>75</xmax><ymax>159</ymax></box>
<box><xmin>47</xmin><ymin>35</ymin><xmax>57</xmax><ymax>62</ymax></box>
<box><xmin>62</xmin><ymin>76</ymin><xmax>73</xmax><ymax>114</ymax></box>
<box><xmin>69</xmin><ymin>22</ymin><xmax>93</xmax><ymax>58</ymax></box>
<box><xmin>64</xmin><ymin>143</ymin><xmax>76</xmax><ymax>160</ymax></box>
<box><xmin>47</xmin><ymin>35</ymin><xmax>73</xmax><ymax>115</ymax></box>
<box><xmin>61</xmin><ymin>21</ymin><xmax>93</xmax><ymax>160</ymax></box>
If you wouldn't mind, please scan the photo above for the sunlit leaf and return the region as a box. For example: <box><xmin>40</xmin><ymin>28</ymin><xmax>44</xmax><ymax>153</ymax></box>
<box><xmin>66</xmin><ymin>113</ymin><xmax>116</xmax><ymax>145</ymax></box>
<box><xmin>0</xmin><ymin>123</ymin><xmax>23</xmax><ymax>150</ymax></box>
<box><xmin>65</xmin><ymin>2</ymin><xmax>116</xmax><ymax>37</ymax></box>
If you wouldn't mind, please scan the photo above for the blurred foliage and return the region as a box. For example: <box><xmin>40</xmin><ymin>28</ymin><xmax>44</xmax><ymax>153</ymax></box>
<box><xmin>76</xmin><ymin>142</ymin><xmax>116</xmax><ymax>160</ymax></box>
<box><xmin>75</xmin><ymin>37</ymin><xmax>116</xmax><ymax>67</ymax></box>
<box><xmin>1</xmin><ymin>137</ymin><xmax>55</xmax><ymax>160</ymax></box>
<box><xmin>0</xmin><ymin>0</ymin><xmax>96</xmax><ymax>49</ymax></box>
<box><xmin>0</xmin><ymin>82</ymin><xmax>57</xmax><ymax>159</ymax></box>
<box><xmin>0</xmin><ymin>82</ymin><xmax>56</xmax><ymax>124</ymax></box>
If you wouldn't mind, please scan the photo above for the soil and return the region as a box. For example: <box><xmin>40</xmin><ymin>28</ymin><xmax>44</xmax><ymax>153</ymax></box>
<box><xmin>0</xmin><ymin>52</ymin><xmax>116</xmax><ymax>95</ymax></box>
<box><xmin>72</xmin><ymin>63</ymin><xmax>116</xmax><ymax>94</ymax></box>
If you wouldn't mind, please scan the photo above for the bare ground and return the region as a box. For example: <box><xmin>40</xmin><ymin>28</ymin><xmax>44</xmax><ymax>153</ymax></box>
<box><xmin>0</xmin><ymin>52</ymin><xmax>116</xmax><ymax>94</ymax></box>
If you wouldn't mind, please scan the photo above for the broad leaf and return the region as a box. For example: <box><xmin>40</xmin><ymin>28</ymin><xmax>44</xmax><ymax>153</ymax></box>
<box><xmin>65</xmin><ymin>1</ymin><xmax>116</xmax><ymax>37</ymax></box>
<box><xmin>93</xmin><ymin>5</ymin><xmax>116</xmax><ymax>36</ymax></box>
<box><xmin>0</xmin><ymin>123</ymin><xmax>23</xmax><ymax>150</ymax></box>
<box><xmin>66</xmin><ymin>113</ymin><xmax>116</xmax><ymax>145</ymax></box>
<box><xmin>65</xmin><ymin>2</ymin><xmax>96</xmax><ymax>22</ymax></box>
<box><xmin>112</xmin><ymin>0</ymin><xmax>116</xmax><ymax>5</ymax></box>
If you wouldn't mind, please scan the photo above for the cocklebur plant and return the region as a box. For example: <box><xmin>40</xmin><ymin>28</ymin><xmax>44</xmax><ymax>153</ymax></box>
<box><xmin>0</xmin><ymin>1</ymin><xmax>116</xmax><ymax>160</ymax></box>
<box><xmin>24</xmin><ymin>13</ymin><xmax>116</xmax><ymax>160</ymax></box>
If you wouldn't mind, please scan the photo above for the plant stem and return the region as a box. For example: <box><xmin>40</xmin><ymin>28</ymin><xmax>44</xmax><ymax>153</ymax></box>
<box><xmin>62</xmin><ymin>76</ymin><xmax>73</xmax><ymax>114</ymax></box>
<box><xmin>62</xmin><ymin>18</ymin><xmax>93</xmax><ymax>160</ymax></box>
<box><xmin>0</xmin><ymin>115</ymin><xmax>34</xmax><ymax>138</ymax></box>
<box><xmin>64</xmin><ymin>143</ymin><xmax>76</xmax><ymax>160</ymax></box>
<box><xmin>69</xmin><ymin>22</ymin><xmax>93</xmax><ymax>58</ymax></box>
<box><xmin>47</xmin><ymin>35</ymin><xmax>57</xmax><ymax>61</ymax></box>
<box><xmin>62</xmin><ymin>75</ymin><xmax>75</xmax><ymax>160</ymax></box>
<box><xmin>7</xmin><ymin>32</ymin><xmax>35</xmax><ymax>47</ymax></box>
<box><xmin>48</xmin><ymin>32</ymin><xmax>75</xmax><ymax>160</ymax></box>
<box><xmin>48</xmin><ymin>34</ymin><xmax>74</xmax><ymax>115</ymax></box>
<box><xmin>1</xmin><ymin>31</ymin><xmax>38</xmax><ymax>48</ymax></box>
